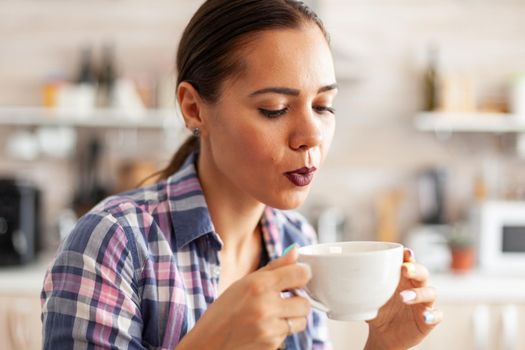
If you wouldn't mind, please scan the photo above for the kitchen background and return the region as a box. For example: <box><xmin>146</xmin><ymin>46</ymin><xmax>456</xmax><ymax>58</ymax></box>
<box><xmin>1</xmin><ymin>0</ymin><xmax>525</xmax><ymax>349</ymax></box>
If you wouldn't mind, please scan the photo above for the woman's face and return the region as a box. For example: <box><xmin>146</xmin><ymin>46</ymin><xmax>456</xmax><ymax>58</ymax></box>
<box><xmin>201</xmin><ymin>24</ymin><xmax>337</xmax><ymax>210</ymax></box>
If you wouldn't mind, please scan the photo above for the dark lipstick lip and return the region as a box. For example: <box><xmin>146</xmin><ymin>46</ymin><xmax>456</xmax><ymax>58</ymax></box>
<box><xmin>285</xmin><ymin>166</ymin><xmax>317</xmax><ymax>175</ymax></box>
<box><xmin>284</xmin><ymin>167</ymin><xmax>317</xmax><ymax>187</ymax></box>
<box><xmin>284</xmin><ymin>173</ymin><xmax>314</xmax><ymax>187</ymax></box>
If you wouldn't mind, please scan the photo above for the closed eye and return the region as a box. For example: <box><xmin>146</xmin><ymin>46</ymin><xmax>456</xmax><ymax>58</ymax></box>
<box><xmin>258</xmin><ymin>107</ymin><xmax>288</xmax><ymax>119</ymax></box>
<box><xmin>314</xmin><ymin>106</ymin><xmax>336</xmax><ymax>115</ymax></box>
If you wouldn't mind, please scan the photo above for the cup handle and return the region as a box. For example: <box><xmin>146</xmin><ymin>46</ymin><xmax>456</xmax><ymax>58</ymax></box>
<box><xmin>306</xmin><ymin>294</ymin><xmax>331</xmax><ymax>313</ymax></box>
<box><xmin>291</xmin><ymin>289</ymin><xmax>330</xmax><ymax>313</ymax></box>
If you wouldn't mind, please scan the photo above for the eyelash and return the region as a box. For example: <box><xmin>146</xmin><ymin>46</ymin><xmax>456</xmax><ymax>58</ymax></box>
<box><xmin>314</xmin><ymin>106</ymin><xmax>336</xmax><ymax>114</ymax></box>
<box><xmin>258</xmin><ymin>106</ymin><xmax>336</xmax><ymax>119</ymax></box>
<box><xmin>258</xmin><ymin>107</ymin><xmax>289</xmax><ymax>118</ymax></box>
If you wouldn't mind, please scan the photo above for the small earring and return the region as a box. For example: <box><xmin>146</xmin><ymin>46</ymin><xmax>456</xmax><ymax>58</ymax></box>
<box><xmin>192</xmin><ymin>128</ymin><xmax>201</xmax><ymax>137</ymax></box>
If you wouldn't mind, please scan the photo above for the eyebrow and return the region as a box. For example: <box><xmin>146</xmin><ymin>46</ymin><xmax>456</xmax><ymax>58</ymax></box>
<box><xmin>249</xmin><ymin>83</ymin><xmax>338</xmax><ymax>97</ymax></box>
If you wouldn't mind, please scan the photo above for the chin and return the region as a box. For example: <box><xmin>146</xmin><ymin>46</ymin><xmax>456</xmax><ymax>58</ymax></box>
<box><xmin>265</xmin><ymin>190</ymin><xmax>310</xmax><ymax>210</ymax></box>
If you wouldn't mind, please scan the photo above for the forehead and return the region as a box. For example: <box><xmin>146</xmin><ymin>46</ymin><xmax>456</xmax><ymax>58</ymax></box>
<box><xmin>232</xmin><ymin>24</ymin><xmax>336</xmax><ymax>93</ymax></box>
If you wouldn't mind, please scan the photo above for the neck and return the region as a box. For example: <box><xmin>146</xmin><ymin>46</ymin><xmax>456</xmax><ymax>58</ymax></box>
<box><xmin>197</xmin><ymin>149</ymin><xmax>265</xmax><ymax>255</ymax></box>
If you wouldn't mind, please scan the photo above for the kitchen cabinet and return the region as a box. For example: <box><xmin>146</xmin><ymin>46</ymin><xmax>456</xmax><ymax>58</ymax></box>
<box><xmin>413</xmin><ymin>272</ymin><xmax>525</xmax><ymax>350</ymax></box>
<box><xmin>328</xmin><ymin>271</ymin><xmax>525</xmax><ymax>350</ymax></box>
<box><xmin>0</xmin><ymin>295</ymin><xmax>42</xmax><ymax>350</ymax></box>
<box><xmin>4</xmin><ymin>297</ymin><xmax>524</xmax><ymax>350</ymax></box>
<box><xmin>0</xmin><ymin>254</ymin><xmax>50</xmax><ymax>350</ymax></box>
<box><xmin>412</xmin><ymin>303</ymin><xmax>525</xmax><ymax>350</ymax></box>
<box><xmin>3</xmin><ymin>255</ymin><xmax>525</xmax><ymax>350</ymax></box>
<box><xmin>328</xmin><ymin>304</ymin><xmax>525</xmax><ymax>350</ymax></box>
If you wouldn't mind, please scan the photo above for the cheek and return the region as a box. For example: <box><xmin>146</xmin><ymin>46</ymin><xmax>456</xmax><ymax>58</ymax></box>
<box><xmin>239</xmin><ymin>124</ymin><xmax>284</xmax><ymax>166</ymax></box>
<box><xmin>320</xmin><ymin>118</ymin><xmax>336</xmax><ymax>160</ymax></box>
<box><xmin>212</xmin><ymin>115</ymin><xmax>282</xmax><ymax>166</ymax></box>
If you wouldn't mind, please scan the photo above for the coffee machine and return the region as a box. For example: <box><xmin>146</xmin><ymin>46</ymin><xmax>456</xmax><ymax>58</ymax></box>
<box><xmin>404</xmin><ymin>168</ymin><xmax>451</xmax><ymax>272</ymax></box>
<box><xmin>0</xmin><ymin>179</ymin><xmax>41</xmax><ymax>265</ymax></box>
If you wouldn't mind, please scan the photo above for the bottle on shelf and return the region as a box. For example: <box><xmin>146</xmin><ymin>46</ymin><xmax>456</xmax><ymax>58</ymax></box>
<box><xmin>76</xmin><ymin>46</ymin><xmax>97</xmax><ymax>86</ymax></box>
<box><xmin>510</xmin><ymin>72</ymin><xmax>525</xmax><ymax>118</ymax></box>
<box><xmin>423</xmin><ymin>43</ymin><xmax>439</xmax><ymax>112</ymax></box>
<box><xmin>72</xmin><ymin>46</ymin><xmax>97</xmax><ymax>115</ymax></box>
<box><xmin>473</xmin><ymin>174</ymin><xmax>487</xmax><ymax>202</ymax></box>
<box><xmin>96</xmin><ymin>43</ymin><xmax>118</xmax><ymax>108</ymax></box>
<box><xmin>42</xmin><ymin>73</ymin><xmax>65</xmax><ymax>109</ymax></box>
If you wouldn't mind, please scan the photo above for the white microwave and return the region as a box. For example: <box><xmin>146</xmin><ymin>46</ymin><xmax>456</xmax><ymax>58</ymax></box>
<box><xmin>478</xmin><ymin>201</ymin><xmax>525</xmax><ymax>274</ymax></box>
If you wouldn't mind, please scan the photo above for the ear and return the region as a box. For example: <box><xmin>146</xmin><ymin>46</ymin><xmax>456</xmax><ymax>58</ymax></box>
<box><xmin>177</xmin><ymin>81</ymin><xmax>207</xmax><ymax>134</ymax></box>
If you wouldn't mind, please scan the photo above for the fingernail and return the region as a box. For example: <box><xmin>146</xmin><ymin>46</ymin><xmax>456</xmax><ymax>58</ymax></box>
<box><xmin>423</xmin><ymin>310</ymin><xmax>435</xmax><ymax>324</ymax></box>
<box><xmin>283</xmin><ymin>243</ymin><xmax>297</xmax><ymax>256</ymax></box>
<box><xmin>406</xmin><ymin>248</ymin><xmax>416</xmax><ymax>262</ymax></box>
<box><xmin>403</xmin><ymin>262</ymin><xmax>416</xmax><ymax>277</ymax></box>
<box><xmin>298</xmin><ymin>262</ymin><xmax>312</xmax><ymax>279</ymax></box>
<box><xmin>400</xmin><ymin>290</ymin><xmax>417</xmax><ymax>303</ymax></box>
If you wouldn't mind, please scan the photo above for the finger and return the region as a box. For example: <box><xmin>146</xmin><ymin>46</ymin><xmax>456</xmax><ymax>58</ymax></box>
<box><xmin>402</xmin><ymin>262</ymin><xmax>429</xmax><ymax>287</ymax></box>
<box><xmin>277</xmin><ymin>296</ymin><xmax>311</xmax><ymax>318</ymax></box>
<box><xmin>281</xmin><ymin>316</ymin><xmax>308</xmax><ymax>337</ymax></box>
<box><xmin>399</xmin><ymin>286</ymin><xmax>437</xmax><ymax>305</ymax></box>
<box><xmin>271</xmin><ymin>263</ymin><xmax>312</xmax><ymax>291</ymax></box>
<box><xmin>422</xmin><ymin>307</ymin><xmax>443</xmax><ymax>327</ymax></box>
<box><xmin>261</xmin><ymin>245</ymin><xmax>298</xmax><ymax>272</ymax></box>
<box><xmin>403</xmin><ymin>247</ymin><xmax>416</xmax><ymax>263</ymax></box>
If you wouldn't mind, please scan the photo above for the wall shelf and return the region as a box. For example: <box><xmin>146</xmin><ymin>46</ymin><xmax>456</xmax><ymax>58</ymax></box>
<box><xmin>415</xmin><ymin>112</ymin><xmax>525</xmax><ymax>133</ymax></box>
<box><xmin>0</xmin><ymin>107</ymin><xmax>183</xmax><ymax>130</ymax></box>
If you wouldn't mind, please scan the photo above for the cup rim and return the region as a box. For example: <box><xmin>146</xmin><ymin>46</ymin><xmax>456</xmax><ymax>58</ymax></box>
<box><xmin>298</xmin><ymin>240</ymin><xmax>403</xmax><ymax>257</ymax></box>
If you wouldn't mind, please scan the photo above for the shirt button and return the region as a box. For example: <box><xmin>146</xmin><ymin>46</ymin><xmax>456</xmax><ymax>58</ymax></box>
<box><xmin>211</xmin><ymin>265</ymin><xmax>221</xmax><ymax>279</ymax></box>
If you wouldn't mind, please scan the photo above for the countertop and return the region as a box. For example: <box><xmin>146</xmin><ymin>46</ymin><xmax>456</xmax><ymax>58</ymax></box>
<box><xmin>429</xmin><ymin>270</ymin><xmax>525</xmax><ymax>303</ymax></box>
<box><xmin>0</xmin><ymin>252</ymin><xmax>54</xmax><ymax>296</ymax></box>
<box><xmin>1</xmin><ymin>254</ymin><xmax>524</xmax><ymax>302</ymax></box>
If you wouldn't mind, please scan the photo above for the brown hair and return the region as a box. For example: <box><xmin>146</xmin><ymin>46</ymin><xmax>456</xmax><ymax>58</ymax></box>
<box><xmin>156</xmin><ymin>0</ymin><xmax>329</xmax><ymax>180</ymax></box>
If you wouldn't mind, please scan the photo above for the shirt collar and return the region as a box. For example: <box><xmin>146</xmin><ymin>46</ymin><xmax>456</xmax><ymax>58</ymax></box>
<box><xmin>166</xmin><ymin>151</ymin><xmax>218</xmax><ymax>249</ymax></box>
<box><xmin>166</xmin><ymin>151</ymin><xmax>284</xmax><ymax>258</ymax></box>
<box><xmin>260</xmin><ymin>206</ymin><xmax>284</xmax><ymax>260</ymax></box>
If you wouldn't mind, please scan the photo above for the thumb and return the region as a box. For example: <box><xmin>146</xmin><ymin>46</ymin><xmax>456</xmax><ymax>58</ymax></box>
<box><xmin>262</xmin><ymin>244</ymin><xmax>298</xmax><ymax>271</ymax></box>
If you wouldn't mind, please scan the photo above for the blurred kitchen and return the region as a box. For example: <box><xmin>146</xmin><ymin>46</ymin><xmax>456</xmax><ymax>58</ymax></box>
<box><xmin>1</xmin><ymin>0</ymin><xmax>525</xmax><ymax>349</ymax></box>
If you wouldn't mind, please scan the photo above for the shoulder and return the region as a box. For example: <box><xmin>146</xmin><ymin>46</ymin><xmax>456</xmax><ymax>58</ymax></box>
<box><xmin>274</xmin><ymin>209</ymin><xmax>318</xmax><ymax>247</ymax></box>
<box><xmin>59</xmin><ymin>208</ymin><xmax>142</xmax><ymax>276</ymax></box>
<box><xmin>62</xmin><ymin>181</ymin><xmax>171</xmax><ymax>267</ymax></box>
<box><xmin>94</xmin><ymin>181</ymin><xmax>169</xmax><ymax>218</ymax></box>
<box><xmin>94</xmin><ymin>181</ymin><xmax>170</xmax><ymax>237</ymax></box>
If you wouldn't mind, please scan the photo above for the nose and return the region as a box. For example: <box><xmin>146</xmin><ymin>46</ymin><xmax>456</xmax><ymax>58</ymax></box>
<box><xmin>289</xmin><ymin>109</ymin><xmax>323</xmax><ymax>152</ymax></box>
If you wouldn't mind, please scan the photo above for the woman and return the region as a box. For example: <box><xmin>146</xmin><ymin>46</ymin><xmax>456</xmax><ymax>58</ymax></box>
<box><xmin>41</xmin><ymin>0</ymin><xmax>442</xmax><ymax>349</ymax></box>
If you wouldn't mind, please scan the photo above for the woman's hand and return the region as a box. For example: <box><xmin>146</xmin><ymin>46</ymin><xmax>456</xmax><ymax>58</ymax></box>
<box><xmin>365</xmin><ymin>248</ymin><xmax>443</xmax><ymax>350</ymax></box>
<box><xmin>177</xmin><ymin>247</ymin><xmax>311</xmax><ymax>350</ymax></box>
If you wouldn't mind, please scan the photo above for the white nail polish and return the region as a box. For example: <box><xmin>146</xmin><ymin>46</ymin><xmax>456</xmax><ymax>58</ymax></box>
<box><xmin>400</xmin><ymin>290</ymin><xmax>417</xmax><ymax>303</ymax></box>
<box><xmin>423</xmin><ymin>310</ymin><xmax>435</xmax><ymax>324</ymax></box>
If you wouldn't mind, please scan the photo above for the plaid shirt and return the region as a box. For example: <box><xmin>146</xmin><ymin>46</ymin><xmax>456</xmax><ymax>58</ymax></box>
<box><xmin>41</xmin><ymin>152</ymin><xmax>330</xmax><ymax>349</ymax></box>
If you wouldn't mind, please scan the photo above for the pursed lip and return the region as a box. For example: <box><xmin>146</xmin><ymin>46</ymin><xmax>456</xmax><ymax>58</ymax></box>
<box><xmin>285</xmin><ymin>166</ymin><xmax>317</xmax><ymax>175</ymax></box>
<box><xmin>284</xmin><ymin>167</ymin><xmax>317</xmax><ymax>187</ymax></box>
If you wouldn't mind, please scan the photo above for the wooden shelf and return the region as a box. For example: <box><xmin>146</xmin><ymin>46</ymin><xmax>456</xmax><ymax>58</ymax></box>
<box><xmin>415</xmin><ymin>112</ymin><xmax>525</xmax><ymax>133</ymax></box>
<box><xmin>0</xmin><ymin>107</ymin><xmax>183</xmax><ymax>130</ymax></box>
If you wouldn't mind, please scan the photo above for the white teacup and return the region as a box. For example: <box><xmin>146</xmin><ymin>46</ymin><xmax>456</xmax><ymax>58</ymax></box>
<box><xmin>298</xmin><ymin>241</ymin><xmax>404</xmax><ymax>321</ymax></box>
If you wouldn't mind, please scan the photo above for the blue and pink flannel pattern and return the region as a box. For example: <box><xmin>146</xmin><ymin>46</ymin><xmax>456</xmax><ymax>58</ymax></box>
<box><xmin>41</xmin><ymin>151</ymin><xmax>330</xmax><ymax>349</ymax></box>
